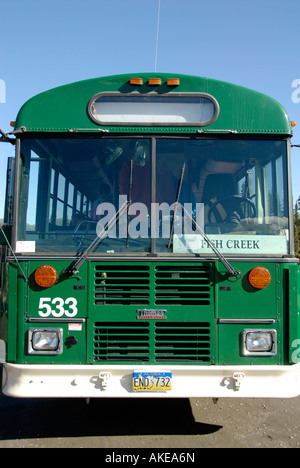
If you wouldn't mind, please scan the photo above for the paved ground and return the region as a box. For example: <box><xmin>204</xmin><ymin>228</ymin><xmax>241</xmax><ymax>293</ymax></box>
<box><xmin>0</xmin><ymin>394</ymin><xmax>299</xmax><ymax>448</ymax></box>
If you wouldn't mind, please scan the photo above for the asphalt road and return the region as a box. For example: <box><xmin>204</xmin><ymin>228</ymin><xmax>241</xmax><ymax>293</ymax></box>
<box><xmin>0</xmin><ymin>394</ymin><xmax>299</xmax><ymax>448</ymax></box>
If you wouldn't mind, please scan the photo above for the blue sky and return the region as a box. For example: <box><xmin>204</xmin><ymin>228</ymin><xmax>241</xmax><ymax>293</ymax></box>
<box><xmin>1</xmin><ymin>0</ymin><xmax>300</xmax><ymax>218</ymax></box>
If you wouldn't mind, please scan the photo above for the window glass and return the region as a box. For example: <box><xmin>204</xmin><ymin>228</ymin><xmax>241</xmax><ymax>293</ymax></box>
<box><xmin>155</xmin><ymin>139</ymin><xmax>289</xmax><ymax>255</ymax></box>
<box><xmin>17</xmin><ymin>138</ymin><xmax>289</xmax><ymax>256</ymax></box>
<box><xmin>90</xmin><ymin>94</ymin><xmax>218</xmax><ymax>126</ymax></box>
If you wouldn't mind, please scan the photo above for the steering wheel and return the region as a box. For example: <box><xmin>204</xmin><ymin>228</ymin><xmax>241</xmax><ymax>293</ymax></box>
<box><xmin>208</xmin><ymin>195</ymin><xmax>256</xmax><ymax>224</ymax></box>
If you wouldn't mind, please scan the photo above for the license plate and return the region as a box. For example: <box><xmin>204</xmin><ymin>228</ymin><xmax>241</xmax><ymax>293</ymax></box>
<box><xmin>132</xmin><ymin>371</ymin><xmax>172</xmax><ymax>391</ymax></box>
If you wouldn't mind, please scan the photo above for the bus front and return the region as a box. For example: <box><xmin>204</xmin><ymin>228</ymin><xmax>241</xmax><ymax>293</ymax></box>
<box><xmin>1</xmin><ymin>73</ymin><xmax>300</xmax><ymax>398</ymax></box>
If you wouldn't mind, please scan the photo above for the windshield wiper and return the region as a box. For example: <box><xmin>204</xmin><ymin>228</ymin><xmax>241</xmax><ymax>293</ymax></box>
<box><xmin>65</xmin><ymin>201</ymin><xmax>130</xmax><ymax>275</ymax></box>
<box><xmin>66</xmin><ymin>159</ymin><xmax>133</xmax><ymax>276</ymax></box>
<box><xmin>176</xmin><ymin>204</ymin><xmax>240</xmax><ymax>277</ymax></box>
<box><xmin>167</xmin><ymin>163</ymin><xmax>240</xmax><ymax>277</ymax></box>
<box><xmin>167</xmin><ymin>162</ymin><xmax>186</xmax><ymax>249</ymax></box>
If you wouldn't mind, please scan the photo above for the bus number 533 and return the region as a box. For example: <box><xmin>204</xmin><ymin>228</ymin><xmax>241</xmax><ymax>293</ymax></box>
<box><xmin>38</xmin><ymin>297</ymin><xmax>78</xmax><ymax>318</ymax></box>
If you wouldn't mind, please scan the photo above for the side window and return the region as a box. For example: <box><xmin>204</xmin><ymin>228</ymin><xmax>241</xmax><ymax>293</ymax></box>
<box><xmin>49</xmin><ymin>167</ymin><xmax>91</xmax><ymax>229</ymax></box>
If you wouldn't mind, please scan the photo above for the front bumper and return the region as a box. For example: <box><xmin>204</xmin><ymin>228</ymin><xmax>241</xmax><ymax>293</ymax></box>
<box><xmin>2</xmin><ymin>363</ymin><xmax>300</xmax><ymax>398</ymax></box>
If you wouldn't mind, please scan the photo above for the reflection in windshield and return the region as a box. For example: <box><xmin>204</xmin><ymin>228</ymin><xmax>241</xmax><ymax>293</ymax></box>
<box><xmin>17</xmin><ymin>138</ymin><xmax>289</xmax><ymax>256</ymax></box>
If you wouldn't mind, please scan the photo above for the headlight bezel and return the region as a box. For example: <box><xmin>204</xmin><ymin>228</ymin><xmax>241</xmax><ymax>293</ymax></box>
<box><xmin>28</xmin><ymin>328</ymin><xmax>63</xmax><ymax>355</ymax></box>
<box><xmin>241</xmin><ymin>329</ymin><xmax>277</xmax><ymax>357</ymax></box>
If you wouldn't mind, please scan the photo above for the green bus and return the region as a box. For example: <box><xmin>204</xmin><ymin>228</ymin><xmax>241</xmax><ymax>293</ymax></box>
<box><xmin>0</xmin><ymin>73</ymin><xmax>299</xmax><ymax>398</ymax></box>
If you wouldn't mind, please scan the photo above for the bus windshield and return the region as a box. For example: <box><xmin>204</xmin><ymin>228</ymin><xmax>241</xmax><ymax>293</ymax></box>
<box><xmin>16</xmin><ymin>137</ymin><xmax>289</xmax><ymax>256</ymax></box>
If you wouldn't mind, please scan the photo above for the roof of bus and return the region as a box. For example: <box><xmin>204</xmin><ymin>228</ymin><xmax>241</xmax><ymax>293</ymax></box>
<box><xmin>14</xmin><ymin>73</ymin><xmax>292</xmax><ymax>136</ymax></box>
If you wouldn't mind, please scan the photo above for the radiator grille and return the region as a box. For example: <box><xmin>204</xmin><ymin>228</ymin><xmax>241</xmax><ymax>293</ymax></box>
<box><xmin>93</xmin><ymin>321</ymin><xmax>211</xmax><ymax>363</ymax></box>
<box><xmin>95</xmin><ymin>265</ymin><xmax>150</xmax><ymax>305</ymax></box>
<box><xmin>155</xmin><ymin>322</ymin><xmax>211</xmax><ymax>362</ymax></box>
<box><xmin>94</xmin><ymin>322</ymin><xmax>150</xmax><ymax>362</ymax></box>
<box><xmin>155</xmin><ymin>265</ymin><xmax>210</xmax><ymax>305</ymax></box>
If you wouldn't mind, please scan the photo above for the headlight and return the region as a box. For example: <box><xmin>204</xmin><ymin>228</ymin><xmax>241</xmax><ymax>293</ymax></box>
<box><xmin>28</xmin><ymin>328</ymin><xmax>63</xmax><ymax>355</ymax></box>
<box><xmin>241</xmin><ymin>329</ymin><xmax>277</xmax><ymax>356</ymax></box>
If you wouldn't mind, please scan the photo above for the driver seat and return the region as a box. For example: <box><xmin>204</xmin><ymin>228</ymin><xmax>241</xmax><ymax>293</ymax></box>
<box><xmin>202</xmin><ymin>174</ymin><xmax>236</xmax><ymax>224</ymax></box>
<box><xmin>202</xmin><ymin>173</ymin><xmax>235</xmax><ymax>205</ymax></box>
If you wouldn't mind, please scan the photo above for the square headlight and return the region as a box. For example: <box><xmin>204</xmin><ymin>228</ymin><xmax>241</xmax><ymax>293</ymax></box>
<box><xmin>241</xmin><ymin>329</ymin><xmax>277</xmax><ymax>356</ymax></box>
<box><xmin>28</xmin><ymin>328</ymin><xmax>63</xmax><ymax>355</ymax></box>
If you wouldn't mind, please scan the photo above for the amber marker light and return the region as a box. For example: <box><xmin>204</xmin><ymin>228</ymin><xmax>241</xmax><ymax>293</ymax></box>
<box><xmin>34</xmin><ymin>265</ymin><xmax>57</xmax><ymax>288</ymax></box>
<box><xmin>130</xmin><ymin>78</ymin><xmax>143</xmax><ymax>86</ymax></box>
<box><xmin>149</xmin><ymin>78</ymin><xmax>162</xmax><ymax>86</ymax></box>
<box><xmin>167</xmin><ymin>78</ymin><xmax>180</xmax><ymax>86</ymax></box>
<box><xmin>291</xmin><ymin>121</ymin><xmax>297</xmax><ymax>127</ymax></box>
<box><xmin>248</xmin><ymin>266</ymin><xmax>271</xmax><ymax>290</ymax></box>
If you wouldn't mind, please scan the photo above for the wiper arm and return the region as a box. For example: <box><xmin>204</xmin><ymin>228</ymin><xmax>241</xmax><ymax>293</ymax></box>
<box><xmin>167</xmin><ymin>162</ymin><xmax>185</xmax><ymax>249</ymax></box>
<box><xmin>127</xmin><ymin>159</ymin><xmax>133</xmax><ymax>247</ymax></box>
<box><xmin>177</xmin><ymin>204</ymin><xmax>241</xmax><ymax>277</ymax></box>
<box><xmin>0</xmin><ymin>225</ymin><xmax>28</xmax><ymax>281</ymax></box>
<box><xmin>66</xmin><ymin>159</ymin><xmax>134</xmax><ymax>275</ymax></box>
<box><xmin>65</xmin><ymin>201</ymin><xmax>130</xmax><ymax>275</ymax></box>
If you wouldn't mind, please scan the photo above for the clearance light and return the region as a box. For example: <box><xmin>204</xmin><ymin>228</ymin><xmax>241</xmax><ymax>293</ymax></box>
<box><xmin>248</xmin><ymin>266</ymin><xmax>271</xmax><ymax>290</ymax></box>
<box><xmin>291</xmin><ymin>121</ymin><xmax>297</xmax><ymax>127</ymax></box>
<box><xmin>167</xmin><ymin>78</ymin><xmax>180</xmax><ymax>86</ymax></box>
<box><xmin>130</xmin><ymin>78</ymin><xmax>143</xmax><ymax>86</ymax></box>
<box><xmin>34</xmin><ymin>265</ymin><xmax>57</xmax><ymax>288</ymax></box>
<box><xmin>10</xmin><ymin>121</ymin><xmax>15</xmax><ymax>127</ymax></box>
<box><xmin>149</xmin><ymin>78</ymin><xmax>162</xmax><ymax>86</ymax></box>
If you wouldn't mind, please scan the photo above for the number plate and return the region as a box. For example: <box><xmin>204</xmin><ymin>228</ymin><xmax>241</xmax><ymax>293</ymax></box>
<box><xmin>132</xmin><ymin>371</ymin><xmax>172</xmax><ymax>391</ymax></box>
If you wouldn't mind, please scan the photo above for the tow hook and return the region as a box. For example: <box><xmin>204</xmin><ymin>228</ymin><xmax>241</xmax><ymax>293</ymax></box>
<box><xmin>99</xmin><ymin>371</ymin><xmax>112</xmax><ymax>390</ymax></box>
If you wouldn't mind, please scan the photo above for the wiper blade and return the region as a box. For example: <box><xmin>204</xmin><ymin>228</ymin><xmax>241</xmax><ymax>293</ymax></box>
<box><xmin>167</xmin><ymin>163</ymin><xmax>239</xmax><ymax>276</ymax></box>
<box><xmin>66</xmin><ymin>159</ymin><xmax>134</xmax><ymax>275</ymax></box>
<box><xmin>167</xmin><ymin>162</ymin><xmax>185</xmax><ymax>249</ymax></box>
<box><xmin>177</xmin><ymin>204</ymin><xmax>241</xmax><ymax>277</ymax></box>
<box><xmin>127</xmin><ymin>159</ymin><xmax>133</xmax><ymax>247</ymax></box>
<box><xmin>65</xmin><ymin>201</ymin><xmax>130</xmax><ymax>275</ymax></box>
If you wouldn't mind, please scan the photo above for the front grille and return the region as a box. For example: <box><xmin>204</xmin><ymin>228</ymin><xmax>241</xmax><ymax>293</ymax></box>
<box><xmin>93</xmin><ymin>321</ymin><xmax>211</xmax><ymax>363</ymax></box>
<box><xmin>155</xmin><ymin>322</ymin><xmax>211</xmax><ymax>362</ymax></box>
<box><xmin>155</xmin><ymin>265</ymin><xmax>210</xmax><ymax>305</ymax></box>
<box><xmin>94</xmin><ymin>322</ymin><xmax>150</xmax><ymax>362</ymax></box>
<box><xmin>92</xmin><ymin>263</ymin><xmax>213</xmax><ymax>364</ymax></box>
<box><xmin>95</xmin><ymin>265</ymin><xmax>150</xmax><ymax>305</ymax></box>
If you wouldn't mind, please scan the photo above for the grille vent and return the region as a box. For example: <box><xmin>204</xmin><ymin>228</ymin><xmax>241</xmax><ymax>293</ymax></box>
<box><xmin>155</xmin><ymin>265</ymin><xmax>210</xmax><ymax>305</ymax></box>
<box><xmin>93</xmin><ymin>321</ymin><xmax>211</xmax><ymax>363</ymax></box>
<box><xmin>155</xmin><ymin>322</ymin><xmax>210</xmax><ymax>362</ymax></box>
<box><xmin>95</xmin><ymin>265</ymin><xmax>150</xmax><ymax>305</ymax></box>
<box><xmin>94</xmin><ymin>322</ymin><xmax>150</xmax><ymax>362</ymax></box>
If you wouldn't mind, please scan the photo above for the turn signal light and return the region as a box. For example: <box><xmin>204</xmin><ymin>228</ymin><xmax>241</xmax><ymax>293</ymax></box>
<box><xmin>130</xmin><ymin>78</ymin><xmax>143</xmax><ymax>86</ymax></box>
<box><xmin>248</xmin><ymin>266</ymin><xmax>271</xmax><ymax>290</ymax></box>
<box><xmin>34</xmin><ymin>265</ymin><xmax>57</xmax><ymax>288</ymax></box>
